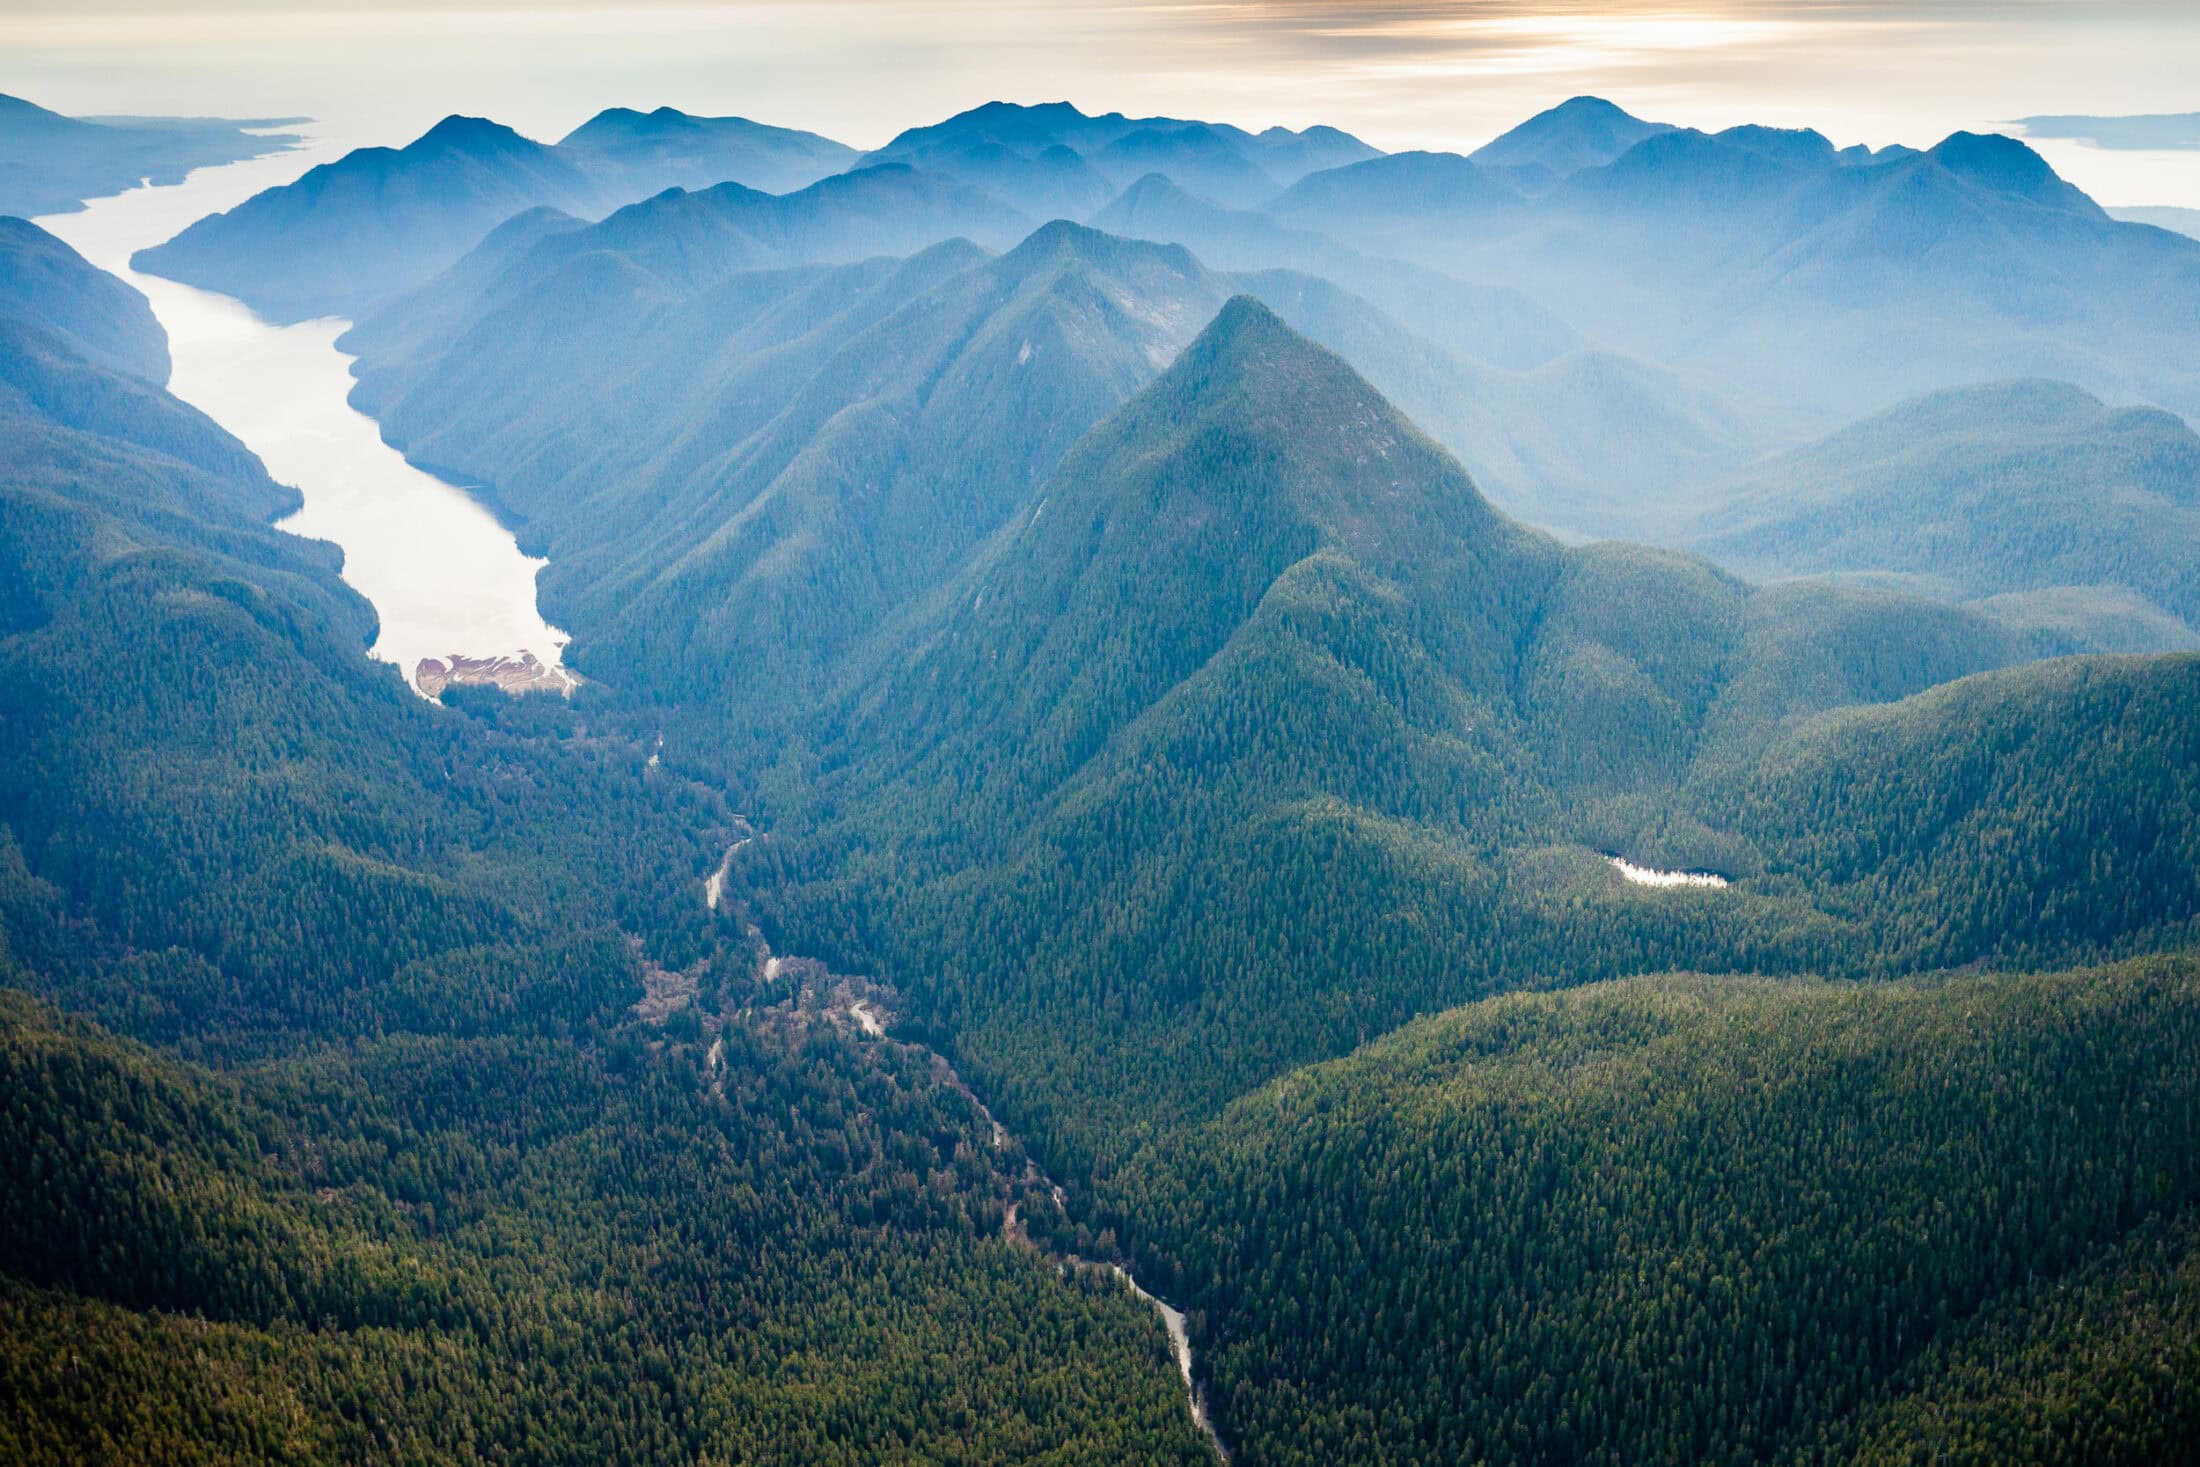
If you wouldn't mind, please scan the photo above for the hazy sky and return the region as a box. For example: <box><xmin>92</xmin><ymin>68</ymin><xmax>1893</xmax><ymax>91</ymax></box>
<box><xmin>4</xmin><ymin>1</ymin><xmax>2198</xmax><ymax>202</ymax></box>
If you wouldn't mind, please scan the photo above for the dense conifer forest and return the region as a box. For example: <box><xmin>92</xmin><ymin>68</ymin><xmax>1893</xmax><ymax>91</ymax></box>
<box><xmin>8</xmin><ymin>79</ymin><xmax>2200</xmax><ymax>1461</ymax></box>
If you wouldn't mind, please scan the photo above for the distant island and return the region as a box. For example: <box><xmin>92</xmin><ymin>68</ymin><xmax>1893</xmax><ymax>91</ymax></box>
<box><xmin>2017</xmin><ymin>111</ymin><xmax>2200</xmax><ymax>150</ymax></box>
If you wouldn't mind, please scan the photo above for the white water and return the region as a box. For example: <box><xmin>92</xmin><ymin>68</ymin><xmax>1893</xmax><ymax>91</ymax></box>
<box><xmin>31</xmin><ymin>129</ymin><xmax>571</xmax><ymax>694</ymax></box>
<box><xmin>1607</xmin><ymin>856</ymin><xmax>1729</xmax><ymax>889</ymax></box>
<box><xmin>1111</xmin><ymin>1266</ymin><xmax>1228</xmax><ymax>1458</ymax></box>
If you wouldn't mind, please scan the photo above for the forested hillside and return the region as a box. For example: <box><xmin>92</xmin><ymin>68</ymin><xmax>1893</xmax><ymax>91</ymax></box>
<box><xmin>0</xmin><ymin>989</ymin><xmax>1212</xmax><ymax>1465</ymax></box>
<box><xmin>1110</xmin><ymin>958</ymin><xmax>2200</xmax><ymax>1465</ymax></box>
<box><xmin>1686</xmin><ymin>379</ymin><xmax>2200</xmax><ymax>650</ymax></box>
<box><xmin>741</xmin><ymin>304</ymin><xmax>2200</xmax><ymax>1188</ymax></box>
<box><xmin>0</xmin><ymin>225</ymin><xmax>1213</xmax><ymax>1461</ymax></box>
<box><xmin>14</xmin><ymin>78</ymin><xmax>2200</xmax><ymax>1464</ymax></box>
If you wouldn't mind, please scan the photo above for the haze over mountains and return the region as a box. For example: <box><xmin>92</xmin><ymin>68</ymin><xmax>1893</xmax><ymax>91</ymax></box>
<box><xmin>9</xmin><ymin>80</ymin><xmax>2200</xmax><ymax>1465</ymax></box>
<box><xmin>1687</xmin><ymin>380</ymin><xmax>2200</xmax><ymax>650</ymax></box>
<box><xmin>0</xmin><ymin>91</ymin><xmax>300</xmax><ymax>219</ymax></box>
<box><xmin>133</xmin><ymin>97</ymin><xmax>2200</xmax><ymax>545</ymax></box>
<box><xmin>131</xmin><ymin>107</ymin><xmax>859</xmax><ymax>321</ymax></box>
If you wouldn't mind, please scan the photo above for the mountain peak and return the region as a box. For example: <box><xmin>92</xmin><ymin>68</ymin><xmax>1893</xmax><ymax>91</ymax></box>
<box><xmin>1135</xmin><ymin>293</ymin><xmax>1509</xmax><ymax>554</ymax></box>
<box><xmin>1925</xmin><ymin>130</ymin><xmax>2106</xmax><ymax>217</ymax></box>
<box><xmin>1473</xmin><ymin>95</ymin><xmax>1672</xmax><ymax>174</ymax></box>
<box><xmin>415</xmin><ymin>113</ymin><xmax>531</xmax><ymax>152</ymax></box>
<box><xmin>1184</xmin><ymin>292</ymin><xmax>1293</xmax><ymax>360</ymax></box>
<box><xmin>1552</xmin><ymin>95</ymin><xmax>1638</xmax><ymax>120</ymax></box>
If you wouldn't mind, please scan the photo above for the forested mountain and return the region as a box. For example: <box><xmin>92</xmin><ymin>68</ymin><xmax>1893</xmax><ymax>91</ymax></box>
<box><xmin>1114</xmin><ymin>958</ymin><xmax>2200</xmax><ymax>1466</ymax></box>
<box><xmin>134</xmin><ymin>115</ymin><xmax>605</xmax><ymax>322</ymax></box>
<box><xmin>334</xmin><ymin>162</ymin><xmax>1033</xmax><ymax>397</ymax></box>
<box><xmin>355</xmin><ymin>221</ymin><xmax>1219</xmax><ymax>745</ymax></box>
<box><xmin>553</xmin><ymin>103</ymin><xmax>856</xmax><ymax>196</ymax></box>
<box><xmin>1273</xmin><ymin>117</ymin><xmax>2200</xmax><ymax>428</ymax></box>
<box><xmin>1087</xmin><ymin>171</ymin><xmax>1585</xmax><ymax>371</ymax></box>
<box><xmin>0</xmin><ymin>91</ymin><xmax>299</xmax><ymax>218</ymax></box>
<box><xmin>0</xmin><ymin>216</ymin><xmax>168</xmax><ymax>380</ymax></box>
<box><xmin>0</xmin><ymin>230</ymin><xmax>1212</xmax><ymax>1460</ymax></box>
<box><xmin>1685</xmin><ymin>379</ymin><xmax>2200</xmax><ymax>651</ymax></box>
<box><xmin>857</xmin><ymin>99</ymin><xmax>1380</xmax><ymax>210</ymax></box>
<box><xmin>14</xmin><ymin>84</ymin><xmax>2200</xmax><ymax>1465</ymax></box>
<box><xmin>743</xmin><ymin>303</ymin><xmax>2197</xmax><ymax>1180</ymax></box>
<box><xmin>340</xmin><ymin>208</ymin><xmax>1768</xmax><ymax>680</ymax></box>
<box><xmin>1468</xmin><ymin>94</ymin><xmax>1675</xmax><ymax>180</ymax></box>
<box><xmin>131</xmin><ymin>107</ymin><xmax>861</xmax><ymax>322</ymax></box>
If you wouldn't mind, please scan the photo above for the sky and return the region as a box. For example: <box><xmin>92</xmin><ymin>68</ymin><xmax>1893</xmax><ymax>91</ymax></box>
<box><xmin>4</xmin><ymin>0</ymin><xmax>2199</xmax><ymax>204</ymax></box>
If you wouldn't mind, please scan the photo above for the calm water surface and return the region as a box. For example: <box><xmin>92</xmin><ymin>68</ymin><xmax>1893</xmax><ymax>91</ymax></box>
<box><xmin>32</xmin><ymin>129</ymin><xmax>571</xmax><ymax>693</ymax></box>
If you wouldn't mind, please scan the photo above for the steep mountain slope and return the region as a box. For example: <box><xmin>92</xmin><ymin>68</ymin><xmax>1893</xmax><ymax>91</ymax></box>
<box><xmin>1836</xmin><ymin>1207</ymin><xmax>2200</xmax><ymax>1465</ymax></box>
<box><xmin>0</xmin><ymin>217</ymin><xmax>168</xmax><ymax>381</ymax></box>
<box><xmin>1089</xmin><ymin>171</ymin><xmax>1584</xmax><ymax>371</ymax></box>
<box><xmin>1687</xmin><ymin>379</ymin><xmax>2200</xmax><ymax>649</ymax></box>
<box><xmin>0</xmin><ymin>208</ymin><xmax>1213</xmax><ymax>1463</ymax></box>
<box><xmin>327</xmin><ymin>203</ymin><xmax>588</xmax><ymax>376</ymax></box>
<box><xmin>1241</xmin><ymin>267</ymin><xmax>1759</xmax><ymax>532</ymax></box>
<box><xmin>346</xmin><ymin>203</ymin><xmax>1772</xmax><ymax>699</ymax></box>
<box><xmin>0</xmin><ymin>91</ymin><xmax>298</xmax><ymax>217</ymax></box>
<box><xmin>752</xmin><ymin>302</ymin><xmax>2195</xmax><ymax>1190</ymax></box>
<box><xmin>554</xmin><ymin>104</ymin><xmax>856</xmax><ymax>196</ymax></box>
<box><xmin>371</xmin><ymin>224</ymin><xmax>1227</xmax><ymax>742</ymax></box>
<box><xmin>134</xmin><ymin>114</ymin><xmax>604</xmax><ymax>322</ymax></box>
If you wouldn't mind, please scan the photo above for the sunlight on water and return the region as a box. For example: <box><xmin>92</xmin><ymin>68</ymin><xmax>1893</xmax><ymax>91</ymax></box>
<box><xmin>32</xmin><ymin>129</ymin><xmax>572</xmax><ymax>695</ymax></box>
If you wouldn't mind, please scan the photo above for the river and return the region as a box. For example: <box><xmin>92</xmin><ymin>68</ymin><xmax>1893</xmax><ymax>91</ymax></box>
<box><xmin>30</xmin><ymin>129</ymin><xmax>572</xmax><ymax>695</ymax></box>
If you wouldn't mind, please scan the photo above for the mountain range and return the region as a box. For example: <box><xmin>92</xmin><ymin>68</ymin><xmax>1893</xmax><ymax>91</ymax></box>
<box><xmin>130</xmin><ymin>107</ymin><xmax>858</xmax><ymax>321</ymax></box>
<box><xmin>1686</xmin><ymin>378</ymin><xmax>2200</xmax><ymax>650</ymax></box>
<box><xmin>0</xmin><ymin>218</ymin><xmax>1221</xmax><ymax>1460</ymax></box>
<box><xmin>10</xmin><ymin>85</ymin><xmax>2200</xmax><ymax>1465</ymax></box>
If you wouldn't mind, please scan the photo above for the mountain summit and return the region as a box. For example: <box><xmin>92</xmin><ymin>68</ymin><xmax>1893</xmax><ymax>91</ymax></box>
<box><xmin>1470</xmin><ymin>95</ymin><xmax>1674</xmax><ymax>177</ymax></box>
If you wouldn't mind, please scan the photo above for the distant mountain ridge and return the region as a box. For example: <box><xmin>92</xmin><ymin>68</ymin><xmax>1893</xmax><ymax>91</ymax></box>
<box><xmin>555</xmin><ymin>104</ymin><xmax>857</xmax><ymax>195</ymax></box>
<box><xmin>1686</xmin><ymin>377</ymin><xmax>2200</xmax><ymax>650</ymax></box>
<box><xmin>128</xmin><ymin>98</ymin><xmax>1384</xmax><ymax>325</ymax></box>
<box><xmin>859</xmin><ymin>99</ymin><xmax>1381</xmax><ymax>208</ymax></box>
<box><xmin>1469</xmin><ymin>94</ymin><xmax>1675</xmax><ymax>180</ymax></box>
<box><xmin>0</xmin><ymin>90</ymin><xmax>301</xmax><ymax>218</ymax></box>
<box><xmin>1272</xmin><ymin>109</ymin><xmax>2200</xmax><ymax>426</ymax></box>
<box><xmin>131</xmin><ymin>106</ymin><xmax>860</xmax><ymax>322</ymax></box>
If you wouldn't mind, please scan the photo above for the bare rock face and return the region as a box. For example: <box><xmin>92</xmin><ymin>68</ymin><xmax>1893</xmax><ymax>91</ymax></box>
<box><xmin>415</xmin><ymin>649</ymin><xmax>580</xmax><ymax>698</ymax></box>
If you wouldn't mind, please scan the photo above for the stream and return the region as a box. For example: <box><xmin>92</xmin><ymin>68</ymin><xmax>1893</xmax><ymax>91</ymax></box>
<box><xmin>31</xmin><ymin>129</ymin><xmax>573</xmax><ymax>694</ymax></box>
<box><xmin>705</xmin><ymin>835</ymin><xmax>1230</xmax><ymax>1460</ymax></box>
<box><xmin>31</xmin><ymin>127</ymin><xmax>1223</xmax><ymax>1459</ymax></box>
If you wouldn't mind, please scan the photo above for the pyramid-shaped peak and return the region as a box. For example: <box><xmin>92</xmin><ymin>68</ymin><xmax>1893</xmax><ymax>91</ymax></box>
<box><xmin>411</xmin><ymin>114</ymin><xmax>543</xmax><ymax>158</ymax></box>
<box><xmin>1550</xmin><ymin>96</ymin><xmax>1641</xmax><ymax>121</ymax></box>
<box><xmin>1166</xmin><ymin>294</ymin><xmax>1322</xmax><ymax>385</ymax></box>
<box><xmin>1473</xmin><ymin>95</ymin><xmax>1673</xmax><ymax>174</ymax></box>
